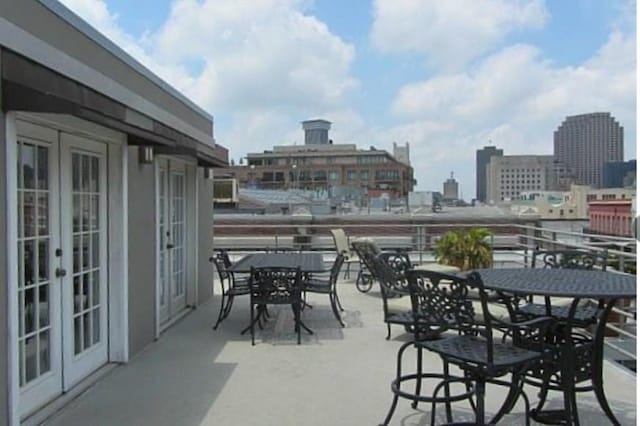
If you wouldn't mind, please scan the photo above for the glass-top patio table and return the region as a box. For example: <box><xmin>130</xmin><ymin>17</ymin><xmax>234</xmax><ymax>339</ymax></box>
<box><xmin>228</xmin><ymin>252</ymin><xmax>327</xmax><ymax>273</ymax></box>
<box><xmin>470</xmin><ymin>268</ymin><xmax>636</xmax><ymax>426</ymax></box>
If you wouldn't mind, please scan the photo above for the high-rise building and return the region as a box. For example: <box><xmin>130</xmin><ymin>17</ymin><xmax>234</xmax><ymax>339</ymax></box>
<box><xmin>603</xmin><ymin>160</ymin><xmax>636</xmax><ymax>188</ymax></box>
<box><xmin>443</xmin><ymin>172</ymin><xmax>459</xmax><ymax>201</ymax></box>
<box><xmin>476</xmin><ymin>145</ymin><xmax>503</xmax><ymax>202</ymax></box>
<box><xmin>486</xmin><ymin>155</ymin><xmax>555</xmax><ymax>203</ymax></box>
<box><xmin>553</xmin><ymin>112</ymin><xmax>623</xmax><ymax>188</ymax></box>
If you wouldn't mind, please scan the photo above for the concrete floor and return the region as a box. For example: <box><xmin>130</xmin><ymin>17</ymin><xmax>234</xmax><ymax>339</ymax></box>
<box><xmin>45</xmin><ymin>279</ymin><xmax>637</xmax><ymax>426</ymax></box>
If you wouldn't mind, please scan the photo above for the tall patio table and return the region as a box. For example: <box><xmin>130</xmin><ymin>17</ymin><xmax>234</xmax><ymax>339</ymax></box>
<box><xmin>472</xmin><ymin>268</ymin><xmax>636</xmax><ymax>426</ymax></box>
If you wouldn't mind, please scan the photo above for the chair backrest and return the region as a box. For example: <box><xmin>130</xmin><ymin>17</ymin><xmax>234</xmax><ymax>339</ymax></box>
<box><xmin>379</xmin><ymin>251</ymin><xmax>413</xmax><ymax>274</ymax></box>
<box><xmin>249</xmin><ymin>266</ymin><xmax>302</xmax><ymax>304</ymax></box>
<box><xmin>370</xmin><ymin>254</ymin><xmax>410</xmax><ymax>303</ymax></box>
<box><xmin>212</xmin><ymin>255</ymin><xmax>231</xmax><ymax>283</ymax></box>
<box><xmin>532</xmin><ymin>249</ymin><xmax>607</xmax><ymax>271</ymax></box>
<box><xmin>330</xmin><ymin>229</ymin><xmax>350</xmax><ymax>256</ymax></box>
<box><xmin>216</xmin><ymin>249</ymin><xmax>233</xmax><ymax>268</ymax></box>
<box><xmin>406</xmin><ymin>269</ymin><xmax>476</xmax><ymax>339</ymax></box>
<box><xmin>352</xmin><ymin>240</ymin><xmax>382</xmax><ymax>280</ymax></box>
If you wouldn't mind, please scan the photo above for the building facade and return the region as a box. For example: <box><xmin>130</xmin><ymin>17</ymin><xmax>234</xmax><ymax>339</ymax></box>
<box><xmin>589</xmin><ymin>200</ymin><xmax>633</xmax><ymax>237</ymax></box>
<box><xmin>442</xmin><ymin>172</ymin><xmax>459</xmax><ymax>201</ymax></box>
<box><xmin>0</xmin><ymin>3</ymin><xmax>227</xmax><ymax>424</ymax></box>
<box><xmin>603</xmin><ymin>159</ymin><xmax>636</xmax><ymax>188</ymax></box>
<box><xmin>475</xmin><ymin>145</ymin><xmax>503</xmax><ymax>202</ymax></box>
<box><xmin>217</xmin><ymin>121</ymin><xmax>415</xmax><ymax>201</ymax></box>
<box><xmin>486</xmin><ymin>155</ymin><xmax>555</xmax><ymax>203</ymax></box>
<box><xmin>554</xmin><ymin>112</ymin><xmax>624</xmax><ymax>188</ymax></box>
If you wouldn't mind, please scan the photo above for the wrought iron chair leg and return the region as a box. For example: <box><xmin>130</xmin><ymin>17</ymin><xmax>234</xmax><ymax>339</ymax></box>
<box><xmin>474</xmin><ymin>378</ymin><xmax>486</xmax><ymax>426</ymax></box>
<box><xmin>380</xmin><ymin>341</ymin><xmax>412</xmax><ymax>425</ymax></box>
<box><xmin>250</xmin><ymin>301</ymin><xmax>255</xmax><ymax>345</ymax></box>
<box><xmin>386</xmin><ymin>323</ymin><xmax>391</xmax><ymax>340</ymax></box>
<box><xmin>335</xmin><ymin>291</ymin><xmax>344</xmax><ymax>312</ymax></box>
<box><xmin>212</xmin><ymin>292</ymin><xmax>228</xmax><ymax>330</ymax></box>
<box><xmin>491</xmin><ymin>374</ymin><xmax>520</xmax><ymax>423</ymax></box>
<box><xmin>329</xmin><ymin>294</ymin><xmax>345</xmax><ymax>327</ymax></box>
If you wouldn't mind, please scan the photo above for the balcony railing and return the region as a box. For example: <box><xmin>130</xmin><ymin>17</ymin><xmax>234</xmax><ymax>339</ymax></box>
<box><xmin>212</xmin><ymin>221</ymin><xmax>637</xmax><ymax>368</ymax></box>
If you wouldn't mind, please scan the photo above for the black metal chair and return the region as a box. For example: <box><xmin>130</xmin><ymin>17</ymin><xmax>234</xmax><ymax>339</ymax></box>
<box><xmin>518</xmin><ymin>249</ymin><xmax>608</xmax><ymax>325</ymax></box>
<box><xmin>351</xmin><ymin>240</ymin><xmax>412</xmax><ymax>293</ymax></box>
<box><xmin>367</xmin><ymin>252</ymin><xmax>416</xmax><ymax>340</ymax></box>
<box><xmin>305</xmin><ymin>255</ymin><xmax>346</xmax><ymax>326</ymax></box>
<box><xmin>248</xmin><ymin>266</ymin><xmax>311</xmax><ymax>345</ymax></box>
<box><xmin>509</xmin><ymin>249</ymin><xmax>613</xmax><ymax>424</ymax></box>
<box><xmin>211</xmin><ymin>251</ymin><xmax>250</xmax><ymax>330</ymax></box>
<box><xmin>381</xmin><ymin>270</ymin><xmax>550</xmax><ymax>425</ymax></box>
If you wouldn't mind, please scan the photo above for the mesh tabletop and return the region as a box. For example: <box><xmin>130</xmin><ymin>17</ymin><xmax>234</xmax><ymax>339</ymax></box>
<box><xmin>229</xmin><ymin>253</ymin><xmax>327</xmax><ymax>273</ymax></box>
<box><xmin>470</xmin><ymin>268</ymin><xmax>636</xmax><ymax>299</ymax></box>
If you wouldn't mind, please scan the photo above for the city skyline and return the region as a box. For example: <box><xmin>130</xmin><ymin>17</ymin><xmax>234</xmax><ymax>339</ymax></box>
<box><xmin>59</xmin><ymin>0</ymin><xmax>636</xmax><ymax>199</ymax></box>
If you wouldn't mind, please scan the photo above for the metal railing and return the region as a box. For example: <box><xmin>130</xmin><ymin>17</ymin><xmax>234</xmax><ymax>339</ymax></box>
<box><xmin>213</xmin><ymin>221</ymin><xmax>637</xmax><ymax>366</ymax></box>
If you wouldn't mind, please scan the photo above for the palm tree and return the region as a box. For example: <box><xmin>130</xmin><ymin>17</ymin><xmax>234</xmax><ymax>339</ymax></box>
<box><xmin>435</xmin><ymin>228</ymin><xmax>493</xmax><ymax>270</ymax></box>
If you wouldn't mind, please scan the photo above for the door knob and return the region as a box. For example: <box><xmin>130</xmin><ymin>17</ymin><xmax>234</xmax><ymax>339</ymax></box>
<box><xmin>55</xmin><ymin>268</ymin><xmax>67</xmax><ymax>278</ymax></box>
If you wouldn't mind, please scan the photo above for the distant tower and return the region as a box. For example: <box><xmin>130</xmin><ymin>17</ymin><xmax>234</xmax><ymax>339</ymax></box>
<box><xmin>554</xmin><ymin>112</ymin><xmax>623</xmax><ymax>188</ymax></box>
<box><xmin>476</xmin><ymin>145</ymin><xmax>503</xmax><ymax>202</ymax></box>
<box><xmin>302</xmin><ymin>119</ymin><xmax>332</xmax><ymax>145</ymax></box>
<box><xmin>393</xmin><ymin>141</ymin><xmax>411</xmax><ymax>165</ymax></box>
<box><xmin>443</xmin><ymin>171</ymin><xmax>459</xmax><ymax>201</ymax></box>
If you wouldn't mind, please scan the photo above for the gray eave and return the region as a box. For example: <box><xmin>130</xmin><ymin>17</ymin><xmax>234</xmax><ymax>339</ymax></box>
<box><xmin>39</xmin><ymin>0</ymin><xmax>212</xmax><ymax>122</ymax></box>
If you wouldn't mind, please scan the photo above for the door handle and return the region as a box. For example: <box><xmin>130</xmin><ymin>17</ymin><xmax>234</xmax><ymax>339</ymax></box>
<box><xmin>55</xmin><ymin>268</ymin><xmax>67</xmax><ymax>278</ymax></box>
<box><xmin>166</xmin><ymin>243</ymin><xmax>175</xmax><ymax>249</ymax></box>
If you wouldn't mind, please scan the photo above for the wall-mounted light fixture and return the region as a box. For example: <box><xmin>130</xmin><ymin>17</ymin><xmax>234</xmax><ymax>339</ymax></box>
<box><xmin>204</xmin><ymin>167</ymin><xmax>215</xmax><ymax>180</ymax></box>
<box><xmin>138</xmin><ymin>146</ymin><xmax>154</xmax><ymax>164</ymax></box>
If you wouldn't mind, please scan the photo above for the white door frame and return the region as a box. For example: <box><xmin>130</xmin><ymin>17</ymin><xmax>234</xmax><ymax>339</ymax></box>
<box><xmin>5</xmin><ymin>113</ymin><xmax>129</xmax><ymax>426</ymax></box>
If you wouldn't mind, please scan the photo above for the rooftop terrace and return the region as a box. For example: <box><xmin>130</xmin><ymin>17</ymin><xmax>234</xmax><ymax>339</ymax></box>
<box><xmin>45</xmin><ymin>275</ymin><xmax>636</xmax><ymax>426</ymax></box>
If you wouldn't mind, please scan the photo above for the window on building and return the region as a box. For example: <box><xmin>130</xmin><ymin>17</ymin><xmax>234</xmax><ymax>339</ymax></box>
<box><xmin>328</xmin><ymin>170</ymin><xmax>339</xmax><ymax>181</ymax></box>
<box><xmin>360</xmin><ymin>170</ymin><xmax>369</xmax><ymax>180</ymax></box>
<box><xmin>346</xmin><ymin>170</ymin><xmax>357</xmax><ymax>180</ymax></box>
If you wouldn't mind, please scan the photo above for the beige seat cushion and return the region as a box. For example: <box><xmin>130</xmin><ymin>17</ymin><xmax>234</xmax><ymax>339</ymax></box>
<box><xmin>413</xmin><ymin>263</ymin><xmax>461</xmax><ymax>273</ymax></box>
<box><xmin>385</xmin><ymin>295</ymin><xmax>412</xmax><ymax>315</ymax></box>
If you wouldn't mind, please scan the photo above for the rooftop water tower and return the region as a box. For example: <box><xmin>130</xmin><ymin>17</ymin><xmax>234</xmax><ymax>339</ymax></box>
<box><xmin>302</xmin><ymin>119</ymin><xmax>332</xmax><ymax>145</ymax></box>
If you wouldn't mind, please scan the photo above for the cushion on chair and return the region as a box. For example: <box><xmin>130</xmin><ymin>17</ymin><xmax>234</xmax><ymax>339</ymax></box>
<box><xmin>385</xmin><ymin>295</ymin><xmax>412</xmax><ymax>315</ymax></box>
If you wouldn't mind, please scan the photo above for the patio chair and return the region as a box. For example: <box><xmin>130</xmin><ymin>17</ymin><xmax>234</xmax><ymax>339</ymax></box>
<box><xmin>305</xmin><ymin>254</ymin><xmax>346</xmax><ymax>326</ymax></box>
<box><xmin>508</xmin><ymin>249</ymin><xmax>611</xmax><ymax>423</ymax></box>
<box><xmin>351</xmin><ymin>240</ymin><xmax>411</xmax><ymax>293</ymax></box>
<box><xmin>381</xmin><ymin>270</ymin><xmax>549</xmax><ymax>425</ymax></box>
<box><xmin>518</xmin><ymin>249</ymin><xmax>608</xmax><ymax>325</ymax></box>
<box><xmin>248</xmin><ymin>266</ymin><xmax>311</xmax><ymax>345</ymax></box>
<box><xmin>211</xmin><ymin>252</ymin><xmax>250</xmax><ymax>330</ymax></box>
<box><xmin>367</xmin><ymin>252</ymin><xmax>415</xmax><ymax>340</ymax></box>
<box><xmin>329</xmin><ymin>228</ymin><xmax>360</xmax><ymax>280</ymax></box>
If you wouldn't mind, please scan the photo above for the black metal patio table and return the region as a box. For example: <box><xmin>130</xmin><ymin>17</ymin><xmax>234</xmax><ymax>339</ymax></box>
<box><xmin>229</xmin><ymin>252</ymin><xmax>326</xmax><ymax>274</ymax></box>
<box><xmin>229</xmin><ymin>253</ymin><xmax>327</xmax><ymax>338</ymax></box>
<box><xmin>471</xmin><ymin>268</ymin><xmax>636</xmax><ymax>426</ymax></box>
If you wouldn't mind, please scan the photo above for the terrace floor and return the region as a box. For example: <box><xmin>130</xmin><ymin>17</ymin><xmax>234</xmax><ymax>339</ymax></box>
<box><xmin>45</xmin><ymin>277</ymin><xmax>636</xmax><ymax>426</ymax></box>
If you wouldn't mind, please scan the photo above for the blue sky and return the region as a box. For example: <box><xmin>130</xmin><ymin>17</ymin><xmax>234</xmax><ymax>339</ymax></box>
<box><xmin>61</xmin><ymin>0</ymin><xmax>636</xmax><ymax>200</ymax></box>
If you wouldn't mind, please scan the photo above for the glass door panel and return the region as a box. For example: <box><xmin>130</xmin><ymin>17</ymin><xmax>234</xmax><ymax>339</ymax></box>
<box><xmin>17</xmin><ymin>136</ymin><xmax>62</xmax><ymax>419</ymax></box>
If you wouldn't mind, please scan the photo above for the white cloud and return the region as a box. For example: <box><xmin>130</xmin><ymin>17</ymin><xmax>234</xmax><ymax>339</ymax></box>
<box><xmin>370</xmin><ymin>0</ymin><xmax>548</xmax><ymax>70</ymax></box>
<box><xmin>59</xmin><ymin>0</ymin><xmax>358</xmax><ymax>161</ymax></box>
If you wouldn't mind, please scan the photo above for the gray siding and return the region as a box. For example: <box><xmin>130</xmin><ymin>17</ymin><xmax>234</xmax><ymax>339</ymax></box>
<box><xmin>0</xmin><ymin>0</ymin><xmax>212</xmax><ymax>137</ymax></box>
<box><xmin>197</xmin><ymin>174</ymin><xmax>214</xmax><ymax>302</ymax></box>
<box><xmin>126</xmin><ymin>146</ymin><xmax>157</xmax><ymax>356</ymax></box>
<box><xmin>0</xmin><ymin>107</ymin><xmax>9</xmax><ymax>425</ymax></box>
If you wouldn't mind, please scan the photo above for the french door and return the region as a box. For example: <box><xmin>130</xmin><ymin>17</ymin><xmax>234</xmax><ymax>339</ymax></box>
<box><xmin>158</xmin><ymin>160</ymin><xmax>187</xmax><ymax>324</ymax></box>
<box><xmin>17</xmin><ymin>129</ymin><xmax>108</xmax><ymax>418</ymax></box>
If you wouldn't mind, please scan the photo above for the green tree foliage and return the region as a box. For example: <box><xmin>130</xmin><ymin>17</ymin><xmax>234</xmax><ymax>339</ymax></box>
<box><xmin>434</xmin><ymin>228</ymin><xmax>493</xmax><ymax>270</ymax></box>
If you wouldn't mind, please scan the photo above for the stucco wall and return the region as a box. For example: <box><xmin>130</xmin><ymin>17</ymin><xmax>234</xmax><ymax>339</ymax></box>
<box><xmin>126</xmin><ymin>146</ymin><xmax>157</xmax><ymax>356</ymax></box>
<box><xmin>198</xmin><ymin>173</ymin><xmax>214</xmax><ymax>303</ymax></box>
<box><xmin>0</xmin><ymin>108</ymin><xmax>10</xmax><ymax>425</ymax></box>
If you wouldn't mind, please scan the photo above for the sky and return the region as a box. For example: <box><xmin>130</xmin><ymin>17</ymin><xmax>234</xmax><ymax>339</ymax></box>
<box><xmin>59</xmin><ymin>0</ymin><xmax>637</xmax><ymax>200</ymax></box>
